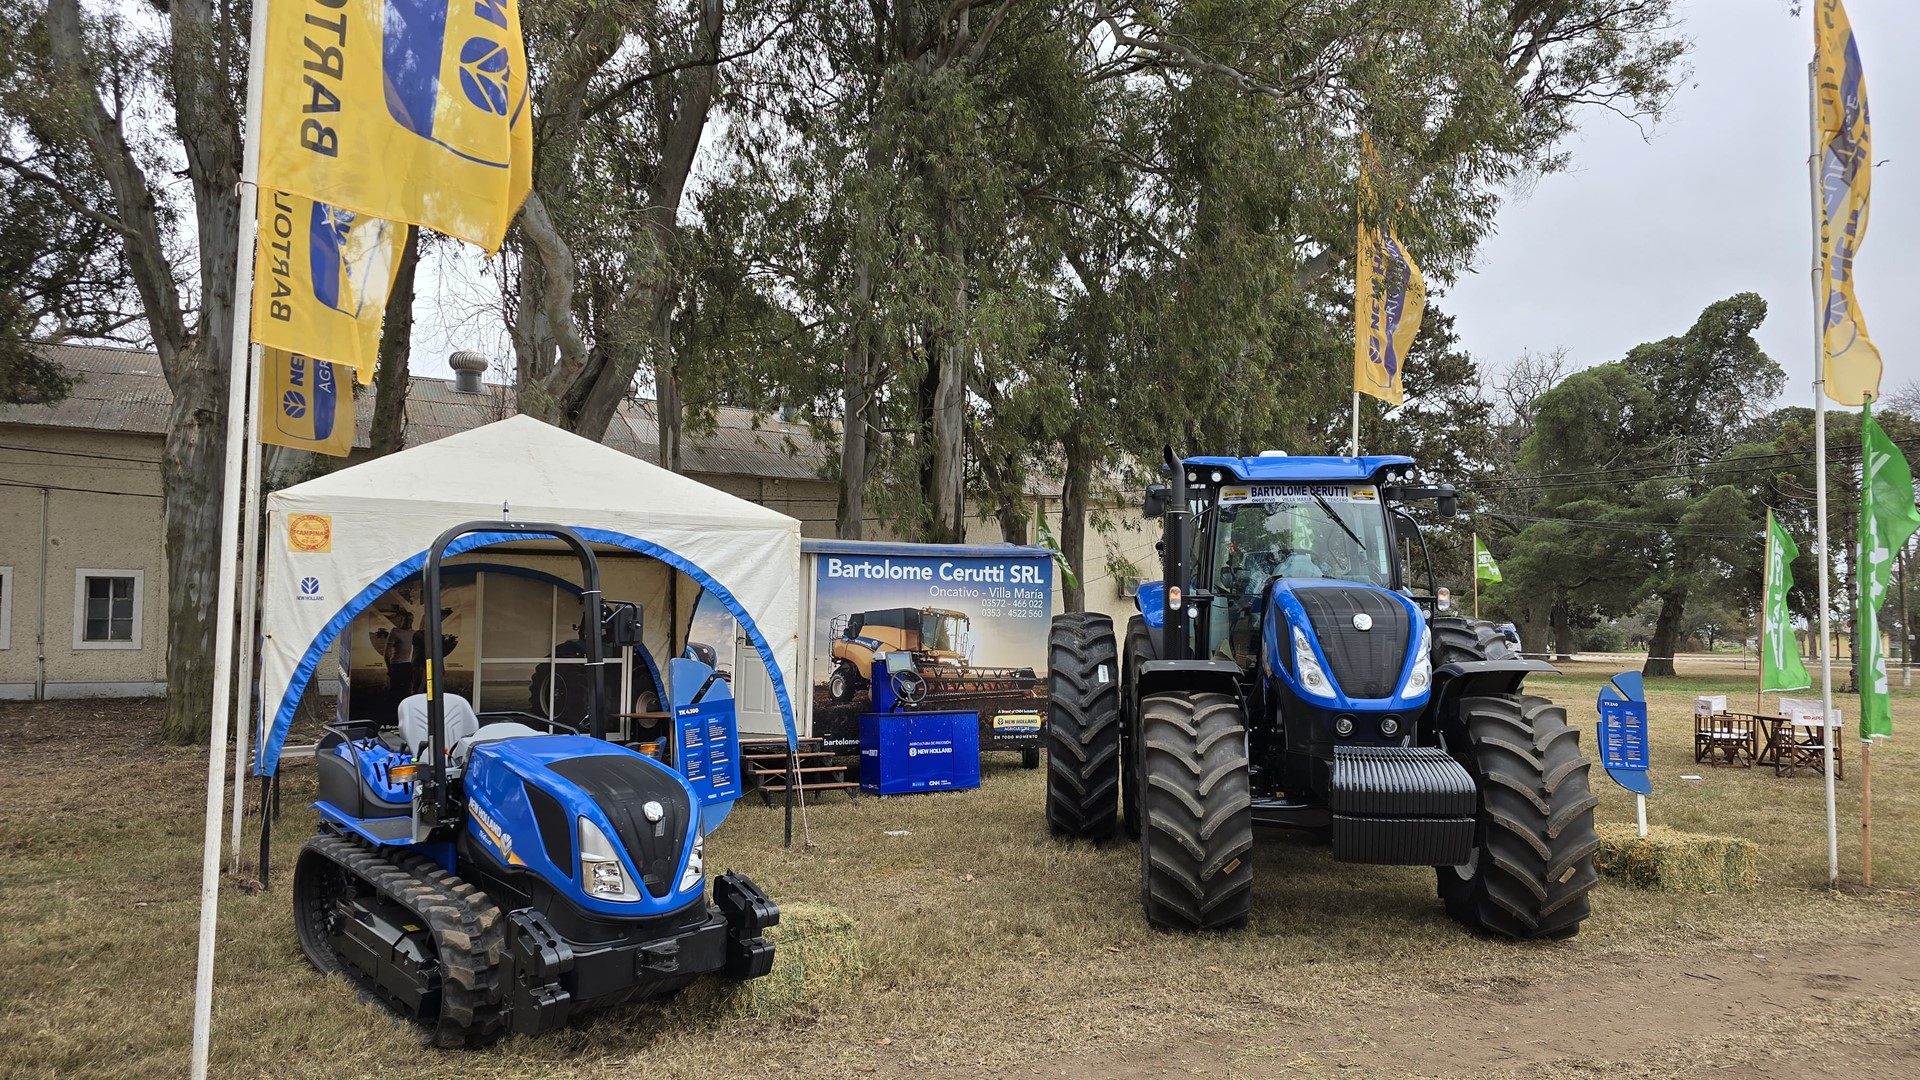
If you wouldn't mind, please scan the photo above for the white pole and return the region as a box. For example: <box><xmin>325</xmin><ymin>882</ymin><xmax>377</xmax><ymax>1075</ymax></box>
<box><xmin>1635</xmin><ymin>793</ymin><xmax>1647</xmax><ymax>839</ymax></box>
<box><xmin>1808</xmin><ymin>59</ymin><xmax>1840</xmax><ymax>889</ymax></box>
<box><xmin>191</xmin><ymin>0</ymin><xmax>270</xmax><ymax>1074</ymax></box>
<box><xmin>1350</xmin><ymin>389</ymin><xmax>1361</xmax><ymax>457</ymax></box>
<box><xmin>230</xmin><ymin>347</ymin><xmax>264</xmax><ymax>872</ymax></box>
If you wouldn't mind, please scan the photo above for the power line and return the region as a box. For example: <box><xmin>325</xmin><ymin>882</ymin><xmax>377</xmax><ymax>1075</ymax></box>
<box><xmin>0</xmin><ymin>478</ymin><xmax>163</xmax><ymax>500</ymax></box>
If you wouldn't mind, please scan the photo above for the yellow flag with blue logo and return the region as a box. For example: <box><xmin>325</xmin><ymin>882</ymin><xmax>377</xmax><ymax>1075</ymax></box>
<box><xmin>258</xmin><ymin>0</ymin><xmax>533</xmax><ymax>253</ymax></box>
<box><xmin>1353</xmin><ymin>221</ymin><xmax>1426</xmax><ymax>407</ymax></box>
<box><xmin>1815</xmin><ymin>0</ymin><xmax>1880</xmax><ymax>407</ymax></box>
<box><xmin>259</xmin><ymin>349</ymin><xmax>356</xmax><ymax>458</ymax></box>
<box><xmin>251</xmin><ymin>190</ymin><xmax>402</xmax><ymax>383</ymax></box>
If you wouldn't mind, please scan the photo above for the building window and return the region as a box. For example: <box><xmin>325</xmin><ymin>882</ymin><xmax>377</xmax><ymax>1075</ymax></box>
<box><xmin>74</xmin><ymin>569</ymin><xmax>143</xmax><ymax>650</ymax></box>
<box><xmin>0</xmin><ymin>566</ymin><xmax>12</xmax><ymax>650</ymax></box>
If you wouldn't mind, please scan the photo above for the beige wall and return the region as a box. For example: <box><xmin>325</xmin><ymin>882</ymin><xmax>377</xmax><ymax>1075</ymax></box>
<box><xmin>0</xmin><ymin>426</ymin><xmax>168</xmax><ymax>698</ymax></box>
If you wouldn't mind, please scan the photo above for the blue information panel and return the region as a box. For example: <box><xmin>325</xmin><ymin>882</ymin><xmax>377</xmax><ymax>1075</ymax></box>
<box><xmin>1596</xmin><ymin>671</ymin><xmax>1653</xmax><ymax>795</ymax></box>
<box><xmin>675</xmin><ymin>699</ymin><xmax>742</xmax><ymax>806</ymax></box>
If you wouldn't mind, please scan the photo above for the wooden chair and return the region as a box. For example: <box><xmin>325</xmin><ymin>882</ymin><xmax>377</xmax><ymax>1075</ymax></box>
<box><xmin>1693</xmin><ymin>711</ymin><xmax>1756</xmax><ymax>767</ymax></box>
<box><xmin>1769</xmin><ymin>699</ymin><xmax>1845</xmax><ymax>779</ymax></box>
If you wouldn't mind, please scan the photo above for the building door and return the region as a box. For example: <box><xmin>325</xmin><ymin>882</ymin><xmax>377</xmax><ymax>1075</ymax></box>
<box><xmin>733</xmin><ymin>630</ymin><xmax>782</xmax><ymax>738</ymax></box>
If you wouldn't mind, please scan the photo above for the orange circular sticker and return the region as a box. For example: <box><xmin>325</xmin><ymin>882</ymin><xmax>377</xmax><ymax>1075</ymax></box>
<box><xmin>288</xmin><ymin>514</ymin><xmax>333</xmax><ymax>553</ymax></box>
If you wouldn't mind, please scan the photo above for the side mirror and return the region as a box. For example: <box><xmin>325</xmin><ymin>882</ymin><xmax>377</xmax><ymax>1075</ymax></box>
<box><xmin>1143</xmin><ymin>484</ymin><xmax>1169</xmax><ymax>518</ymax></box>
<box><xmin>1438</xmin><ymin>494</ymin><xmax>1458</xmax><ymax>518</ymax></box>
<box><xmin>602</xmin><ymin>601</ymin><xmax>644</xmax><ymax>648</ymax></box>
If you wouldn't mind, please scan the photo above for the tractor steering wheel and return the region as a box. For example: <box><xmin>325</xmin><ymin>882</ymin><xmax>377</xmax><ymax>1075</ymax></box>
<box><xmin>891</xmin><ymin>669</ymin><xmax>929</xmax><ymax>706</ymax></box>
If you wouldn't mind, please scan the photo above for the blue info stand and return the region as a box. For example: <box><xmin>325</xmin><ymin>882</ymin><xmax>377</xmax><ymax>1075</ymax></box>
<box><xmin>859</xmin><ymin>711</ymin><xmax>981</xmax><ymax>795</ymax></box>
<box><xmin>668</xmin><ymin>656</ymin><xmax>743</xmax><ymax>835</ymax></box>
<box><xmin>1596</xmin><ymin>670</ymin><xmax>1652</xmax><ymax>834</ymax></box>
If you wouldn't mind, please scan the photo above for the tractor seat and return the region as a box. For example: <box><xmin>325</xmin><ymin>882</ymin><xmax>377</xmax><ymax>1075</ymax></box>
<box><xmin>397</xmin><ymin>694</ymin><xmax>545</xmax><ymax>765</ymax></box>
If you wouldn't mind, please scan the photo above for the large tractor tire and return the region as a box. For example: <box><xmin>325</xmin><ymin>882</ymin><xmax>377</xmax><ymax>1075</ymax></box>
<box><xmin>1138</xmin><ymin>691</ymin><xmax>1254</xmax><ymax>932</ymax></box>
<box><xmin>1431</xmin><ymin>616</ymin><xmax>1512</xmax><ymax>665</ymax></box>
<box><xmin>1045</xmin><ymin>613</ymin><xmax>1121</xmax><ymax>842</ymax></box>
<box><xmin>1119</xmin><ymin>616</ymin><xmax>1155</xmax><ymax>842</ymax></box>
<box><xmin>1437</xmin><ymin>695</ymin><xmax>1600</xmax><ymax>940</ymax></box>
<box><xmin>827</xmin><ymin>660</ymin><xmax>860</xmax><ymax>703</ymax></box>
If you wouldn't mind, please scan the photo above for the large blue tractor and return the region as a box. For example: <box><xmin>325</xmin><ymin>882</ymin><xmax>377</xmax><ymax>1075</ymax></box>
<box><xmin>294</xmin><ymin>521</ymin><xmax>778</xmax><ymax>1045</ymax></box>
<box><xmin>1045</xmin><ymin>453</ymin><xmax>1599</xmax><ymax>939</ymax></box>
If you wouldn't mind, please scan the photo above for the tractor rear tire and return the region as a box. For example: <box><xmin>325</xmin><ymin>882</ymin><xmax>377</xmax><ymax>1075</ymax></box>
<box><xmin>1138</xmin><ymin>692</ymin><xmax>1254</xmax><ymax>932</ymax></box>
<box><xmin>1045</xmin><ymin>613</ymin><xmax>1121</xmax><ymax>842</ymax></box>
<box><xmin>1437</xmin><ymin>694</ymin><xmax>1600</xmax><ymax>940</ymax></box>
<box><xmin>1431</xmin><ymin>616</ymin><xmax>1511</xmax><ymax>665</ymax></box>
<box><xmin>1119</xmin><ymin>616</ymin><xmax>1155</xmax><ymax>842</ymax></box>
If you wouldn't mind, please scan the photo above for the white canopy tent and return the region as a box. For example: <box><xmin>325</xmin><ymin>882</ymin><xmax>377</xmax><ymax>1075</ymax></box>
<box><xmin>252</xmin><ymin>414</ymin><xmax>802</xmax><ymax>776</ymax></box>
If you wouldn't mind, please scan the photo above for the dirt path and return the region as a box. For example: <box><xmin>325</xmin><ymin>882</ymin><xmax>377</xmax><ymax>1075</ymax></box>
<box><xmin>918</xmin><ymin>929</ymin><xmax>1920</xmax><ymax>1080</ymax></box>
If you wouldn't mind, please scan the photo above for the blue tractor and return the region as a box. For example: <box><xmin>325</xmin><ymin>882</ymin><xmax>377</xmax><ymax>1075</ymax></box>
<box><xmin>1045</xmin><ymin>453</ymin><xmax>1599</xmax><ymax>939</ymax></box>
<box><xmin>294</xmin><ymin>521</ymin><xmax>778</xmax><ymax>1045</ymax></box>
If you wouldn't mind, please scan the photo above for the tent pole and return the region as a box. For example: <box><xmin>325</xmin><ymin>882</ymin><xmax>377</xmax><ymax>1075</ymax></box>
<box><xmin>230</xmin><ymin>347</ymin><xmax>265</xmax><ymax>875</ymax></box>
<box><xmin>190</xmin><ymin>0</ymin><xmax>270</xmax><ymax>1071</ymax></box>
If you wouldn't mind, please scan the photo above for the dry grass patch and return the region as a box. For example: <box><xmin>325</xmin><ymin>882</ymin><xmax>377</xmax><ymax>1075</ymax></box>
<box><xmin>1</xmin><ymin>659</ymin><xmax>1915</xmax><ymax>1079</ymax></box>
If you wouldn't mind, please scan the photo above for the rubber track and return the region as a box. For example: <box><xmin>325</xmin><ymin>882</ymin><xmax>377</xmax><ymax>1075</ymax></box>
<box><xmin>1431</xmin><ymin>616</ymin><xmax>1512</xmax><ymax>665</ymax></box>
<box><xmin>1439</xmin><ymin>695</ymin><xmax>1600</xmax><ymax>940</ymax></box>
<box><xmin>297</xmin><ymin>834</ymin><xmax>508</xmax><ymax>1047</ymax></box>
<box><xmin>1046</xmin><ymin>613</ymin><xmax>1121</xmax><ymax>842</ymax></box>
<box><xmin>1139</xmin><ymin>692</ymin><xmax>1253</xmax><ymax>932</ymax></box>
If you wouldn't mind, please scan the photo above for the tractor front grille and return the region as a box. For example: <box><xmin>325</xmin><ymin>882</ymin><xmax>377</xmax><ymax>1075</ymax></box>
<box><xmin>1294</xmin><ymin>587</ymin><xmax>1411</xmax><ymax>699</ymax></box>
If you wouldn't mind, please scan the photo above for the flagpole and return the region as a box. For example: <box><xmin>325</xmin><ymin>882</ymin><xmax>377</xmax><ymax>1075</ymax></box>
<box><xmin>1351</xmin><ymin>390</ymin><xmax>1361</xmax><ymax>457</ymax></box>
<box><xmin>229</xmin><ymin>345</ymin><xmax>265</xmax><ymax>874</ymax></box>
<box><xmin>1758</xmin><ymin>507</ymin><xmax>1766</xmax><ymax>711</ymax></box>
<box><xmin>191</xmin><ymin>1</ymin><xmax>270</xmax><ymax>1074</ymax></box>
<box><xmin>1807</xmin><ymin>58</ymin><xmax>1840</xmax><ymax>889</ymax></box>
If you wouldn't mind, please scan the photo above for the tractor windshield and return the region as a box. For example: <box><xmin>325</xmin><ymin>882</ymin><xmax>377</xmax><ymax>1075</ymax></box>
<box><xmin>920</xmin><ymin>611</ymin><xmax>967</xmax><ymax>654</ymax></box>
<box><xmin>1211</xmin><ymin>491</ymin><xmax>1394</xmax><ymax>594</ymax></box>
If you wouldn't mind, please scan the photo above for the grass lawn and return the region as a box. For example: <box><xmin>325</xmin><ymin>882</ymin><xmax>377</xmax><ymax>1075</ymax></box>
<box><xmin>2</xmin><ymin>660</ymin><xmax>1915</xmax><ymax>1079</ymax></box>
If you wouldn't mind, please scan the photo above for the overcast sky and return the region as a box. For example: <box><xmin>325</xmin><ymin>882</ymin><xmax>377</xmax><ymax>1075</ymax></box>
<box><xmin>413</xmin><ymin>0</ymin><xmax>1917</xmax><ymax>411</ymax></box>
<box><xmin>1447</xmin><ymin>0</ymin><xmax>1918</xmax><ymax>409</ymax></box>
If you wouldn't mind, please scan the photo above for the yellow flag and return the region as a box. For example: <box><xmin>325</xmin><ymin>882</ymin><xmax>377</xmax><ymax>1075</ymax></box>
<box><xmin>258</xmin><ymin>0</ymin><xmax>533</xmax><ymax>252</ymax></box>
<box><xmin>1354</xmin><ymin>223</ymin><xmax>1426</xmax><ymax>407</ymax></box>
<box><xmin>251</xmin><ymin>190</ymin><xmax>401</xmax><ymax>383</ymax></box>
<box><xmin>1815</xmin><ymin>0</ymin><xmax>1879</xmax><ymax>406</ymax></box>
<box><xmin>260</xmin><ymin>349</ymin><xmax>356</xmax><ymax>457</ymax></box>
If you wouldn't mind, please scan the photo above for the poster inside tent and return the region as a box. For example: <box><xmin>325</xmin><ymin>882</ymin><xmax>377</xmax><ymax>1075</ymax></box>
<box><xmin>810</xmin><ymin>547</ymin><xmax>1053</xmax><ymax>753</ymax></box>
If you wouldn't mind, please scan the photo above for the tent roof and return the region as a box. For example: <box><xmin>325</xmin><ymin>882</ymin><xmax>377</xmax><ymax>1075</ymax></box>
<box><xmin>272</xmin><ymin>414</ymin><xmax>800</xmax><ymax>529</ymax></box>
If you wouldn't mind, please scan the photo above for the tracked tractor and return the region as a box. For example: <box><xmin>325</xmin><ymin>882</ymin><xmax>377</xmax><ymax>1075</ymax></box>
<box><xmin>295</xmin><ymin>521</ymin><xmax>778</xmax><ymax>1045</ymax></box>
<box><xmin>1045</xmin><ymin>452</ymin><xmax>1599</xmax><ymax>939</ymax></box>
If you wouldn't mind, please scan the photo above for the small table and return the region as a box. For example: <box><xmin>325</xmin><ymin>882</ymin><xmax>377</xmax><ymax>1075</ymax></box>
<box><xmin>1755</xmin><ymin>714</ymin><xmax>1845</xmax><ymax>779</ymax></box>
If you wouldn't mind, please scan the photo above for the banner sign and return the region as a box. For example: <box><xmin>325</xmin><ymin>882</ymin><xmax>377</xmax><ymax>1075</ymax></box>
<box><xmin>808</xmin><ymin>543</ymin><xmax>1053</xmax><ymax>754</ymax></box>
<box><xmin>1596</xmin><ymin>671</ymin><xmax>1653</xmax><ymax>795</ymax></box>
<box><xmin>675</xmin><ymin>698</ymin><xmax>742</xmax><ymax>806</ymax></box>
<box><xmin>260</xmin><ymin>348</ymin><xmax>355</xmax><ymax>457</ymax></box>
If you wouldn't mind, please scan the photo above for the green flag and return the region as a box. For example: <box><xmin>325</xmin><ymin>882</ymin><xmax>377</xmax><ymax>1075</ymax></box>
<box><xmin>1474</xmin><ymin>534</ymin><xmax>1502</xmax><ymax>583</ymax></box>
<box><xmin>1762</xmin><ymin>511</ymin><xmax>1811</xmax><ymax>691</ymax></box>
<box><xmin>1857</xmin><ymin>401</ymin><xmax>1920</xmax><ymax>741</ymax></box>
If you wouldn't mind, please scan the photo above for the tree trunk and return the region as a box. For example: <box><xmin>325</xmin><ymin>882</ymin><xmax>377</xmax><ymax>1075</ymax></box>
<box><xmin>837</xmin><ymin>255</ymin><xmax>873</xmax><ymax>539</ymax></box>
<box><xmin>369</xmin><ymin>225</ymin><xmax>420</xmax><ymax>457</ymax></box>
<box><xmin>1061</xmin><ymin>427</ymin><xmax>1089</xmax><ymax>613</ymax></box>
<box><xmin>656</xmin><ymin>358</ymin><xmax>683</xmax><ymax>473</ymax></box>
<box><xmin>1516</xmin><ymin>604</ymin><xmax>1549</xmax><ymax>659</ymax></box>
<box><xmin>1550</xmin><ymin>597</ymin><xmax>1574</xmax><ymax>660</ymax></box>
<box><xmin>1644</xmin><ymin>590</ymin><xmax>1688</xmax><ymax>678</ymax></box>
<box><xmin>926</xmin><ymin>216</ymin><xmax>967</xmax><ymax>544</ymax></box>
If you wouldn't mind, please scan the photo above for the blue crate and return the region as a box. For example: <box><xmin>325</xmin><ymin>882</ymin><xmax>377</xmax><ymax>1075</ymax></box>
<box><xmin>859</xmin><ymin>711</ymin><xmax>981</xmax><ymax>795</ymax></box>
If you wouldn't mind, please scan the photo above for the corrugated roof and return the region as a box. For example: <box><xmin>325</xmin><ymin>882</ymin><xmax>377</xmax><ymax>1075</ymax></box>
<box><xmin>1</xmin><ymin>344</ymin><xmax>833</xmax><ymax>482</ymax></box>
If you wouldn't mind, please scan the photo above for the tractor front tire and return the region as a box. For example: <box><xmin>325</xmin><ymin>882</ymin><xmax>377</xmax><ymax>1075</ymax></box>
<box><xmin>1431</xmin><ymin>616</ymin><xmax>1511</xmax><ymax>665</ymax></box>
<box><xmin>828</xmin><ymin>661</ymin><xmax>859</xmax><ymax>703</ymax></box>
<box><xmin>1438</xmin><ymin>694</ymin><xmax>1600</xmax><ymax>940</ymax></box>
<box><xmin>1045</xmin><ymin>613</ymin><xmax>1121</xmax><ymax>842</ymax></box>
<box><xmin>1138</xmin><ymin>691</ymin><xmax>1253</xmax><ymax>932</ymax></box>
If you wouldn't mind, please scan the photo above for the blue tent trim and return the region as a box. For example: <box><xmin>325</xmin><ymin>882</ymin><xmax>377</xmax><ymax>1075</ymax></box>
<box><xmin>258</xmin><ymin>528</ymin><xmax>798</xmax><ymax>775</ymax></box>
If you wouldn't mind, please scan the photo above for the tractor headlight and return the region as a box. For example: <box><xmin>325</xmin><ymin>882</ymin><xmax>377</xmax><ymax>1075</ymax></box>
<box><xmin>679</xmin><ymin>831</ymin><xmax>705</xmax><ymax>893</ymax></box>
<box><xmin>579</xmin><ymin>816</ymin><xmax>639</xmax><ymax>901</ymax></box>
<box><xmin>1405</xmin><ymin>624</ymin><xmax>1433</xmax><ymax>696</ymax></box>
<box><xmin>1292</xmin><ymin>627</ymin><xmax>1335</xmax><ymax>699</ymax></box>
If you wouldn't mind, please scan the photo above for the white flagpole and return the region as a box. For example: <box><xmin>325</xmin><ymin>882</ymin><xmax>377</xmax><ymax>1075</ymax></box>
<box><xmin>229</xmin><ymin>348</ymin><xmax>264</xmax><ymax>873</ymax></box>
<box><xmin>1807</xmin><ymin>58</ymin><xmax>1840</xmax><ymax>889</ymax></box>
<box><xmin>1351</xmin><ymin>389</ymin><xmax>1361</xmax><ymax>456</ymax></box>
<box><xmin>191</xmin><ymin>1</ymin><xmax>270</xmax><ymax>1074</ymax></box>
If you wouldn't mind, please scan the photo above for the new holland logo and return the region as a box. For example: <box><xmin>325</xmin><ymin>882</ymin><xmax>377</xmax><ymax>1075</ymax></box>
<box><xmin>308</xmin><ymin>203</ymin><xmax>392</xmax><ymax>319</ymax></box>
<box><xmin>382</xmin><ymin>0</ymin><xmax>525</xmax><ymax>169</ymax></box>
<box><xmin>297</xmin><ymin>576</ymin><xmax>324</xmax><ymax>601</ymax></box>
<box><xmin>277</xmin><ymin>354</ymin><xmax>339</xmax><ymax>441</ymax></box>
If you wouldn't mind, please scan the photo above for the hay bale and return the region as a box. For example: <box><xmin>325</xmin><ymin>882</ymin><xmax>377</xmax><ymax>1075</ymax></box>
<box><xmin>682</xmin><ymin>901</ymin><xmax>861</xmax><ymax>1018</ymax></box>
<box><xmin>1594</xmin><ymin>824</ymin><xmax>1759</xmax><ymax>893</ymax></box>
